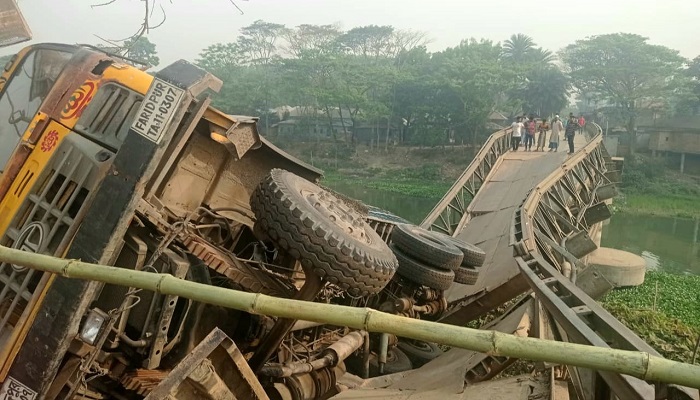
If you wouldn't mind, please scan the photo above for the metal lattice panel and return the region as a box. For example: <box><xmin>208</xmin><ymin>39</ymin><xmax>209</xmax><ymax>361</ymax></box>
<box><xmin>0</xmin><ymin>134</ymin><xmax>109</xmax><ymax>339</ymax></box>
<box><xmin>421</xmin><ymin>128</ymin><xmax>511</xmax><ymax>235</ymax></box>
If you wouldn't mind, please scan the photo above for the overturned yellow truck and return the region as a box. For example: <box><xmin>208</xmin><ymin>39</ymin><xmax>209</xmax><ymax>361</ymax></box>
<box><xmin>0</xmin><ymin>43</ymin><xmax>486</xmax><ymax>399</ymax></box>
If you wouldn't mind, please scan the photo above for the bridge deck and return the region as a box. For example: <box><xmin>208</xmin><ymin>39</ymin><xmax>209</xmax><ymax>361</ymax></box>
<box><xmin>444</xmin><ymin>134</ymin><xmax>589</xmax><ymax>308</ymax></box>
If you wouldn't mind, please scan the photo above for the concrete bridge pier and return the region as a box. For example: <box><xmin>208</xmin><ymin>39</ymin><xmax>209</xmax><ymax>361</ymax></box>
<box><xmin>585</xmin><ymin>247</ymin><xmax>646</xmax><ymax>288</ymax></box>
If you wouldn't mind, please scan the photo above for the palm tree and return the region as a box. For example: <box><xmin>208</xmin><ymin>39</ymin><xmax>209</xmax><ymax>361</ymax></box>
<box><xmin>503</xmin><ymin>33</ymin><xmax>535</xmax><ymax>63</ymax></box>
<box><xmin>530</xmin><ymin>47</ymin><xmax>555</xmax><ymax>64</ymax></box>
<box><xmin>522</xmin><ymin>66</ymin><xmax>571</xmax><ymax>117</ymax></box>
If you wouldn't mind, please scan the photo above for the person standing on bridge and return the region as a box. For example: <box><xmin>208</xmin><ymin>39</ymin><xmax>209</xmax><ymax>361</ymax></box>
<box><xmin>536</xmin><ymin>118</ymin><xmax>549</xmax><ymax>151</ymax></box>
<box><xmin>550</xmin><ymin>116</ymin><xmax>563</xmax><ymax>152</ymax></box>
<box><xmin>524</xmin><ymin>115</ymin><xmax>536</xmax><ymax>151</ymax></box>
<box><xmin>565</xmin><ymin>115</ymin><xmax>579</xmax><ymax>154</ymax></box>
<box><xmin>578</xmin><ymin>115</ymin><xmax>586</xmax><ymax>135</ymax></box>
<box><xmin>511</xmin><ymin>117</ymin><xmax>524</xmax><ymax>151</ymax></box>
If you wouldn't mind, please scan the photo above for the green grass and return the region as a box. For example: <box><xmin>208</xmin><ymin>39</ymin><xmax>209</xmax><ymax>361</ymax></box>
<box><xmin>601</xmin><ymin>271</ymin><xmax>700</xmax><ymax>363</ymax></box>
<box><xmin>617</xmin><ymin>154</ymin><xmax>700</xmax><ymax>218</ymax></box>
<box><xmin>617</xmin><ymin>193</ymin><xmax>700</xmax><ymax>218</ymax></box>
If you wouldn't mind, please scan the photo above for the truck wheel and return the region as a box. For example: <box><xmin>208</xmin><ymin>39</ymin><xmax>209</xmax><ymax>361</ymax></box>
<box><xmin>251</xmin><ymin>169</ymin><xmax>398</xmax><ymax>296</ymax></box>
<box><xmin>390</xmin><ymin>223</ymin><xmax>463</xmax><ymax>270</ymax></box>
<box><xmin>454</xmin><ymin>265</ymin><xmax>480</xmax><ymax>285</ymax></box>
<box><xmin>397</xmin><ymin>340</ymin><xmax>443</xmax><ymax>367</ymax></box>
<box><xmin>369</xmin><ymin>348</ymin><xmax>413</xmax><ymax>376</ymax></box>
<box><xmin>391</xmin><ymin>244</ymin><xmax>454</xmax><ymax>290</ymax></box>
<box><xmin>433</xmin><ymin>233</ymin><xmax>486</xmax><ymax>267</ymax></box>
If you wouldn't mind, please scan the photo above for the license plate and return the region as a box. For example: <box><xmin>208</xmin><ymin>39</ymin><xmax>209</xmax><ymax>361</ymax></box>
<box><xmin>131</xmin><ymin>78</ymin><xmax>185</xmax><ymax>144</ymax></box>
<box><xmin>0</xmin><ymin>376</ymin><xmax>37</xmax><ymax>400</ymax></box>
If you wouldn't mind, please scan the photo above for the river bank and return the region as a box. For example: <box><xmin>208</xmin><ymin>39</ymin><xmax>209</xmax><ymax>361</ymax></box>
<box><xmin>615</xmin><ymin>193</ymin><xmax>700</xmax><ymax>218</ymax></box>
<box><xmin>322</xmin><ymin>170</ymin><xmax>452</xmax><ymax>199</ymax></box>
<box><xmin>615</xmin><ymin>154</ymin><xmax>700</xmax><ymax>218</ymax></box>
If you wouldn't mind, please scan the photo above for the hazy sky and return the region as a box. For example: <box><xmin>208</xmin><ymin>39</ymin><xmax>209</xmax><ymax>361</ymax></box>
<box><xmin>6</xmin><ymin>0</ymin><xmax>700</xmax><ymax>66</ymax></box>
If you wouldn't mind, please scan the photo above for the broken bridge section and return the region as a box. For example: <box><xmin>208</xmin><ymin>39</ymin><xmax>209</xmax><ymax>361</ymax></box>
<box><xmin>423</xmin><ymin>134</ymin><xmax>591</xmax><ymax>324</ymax></box>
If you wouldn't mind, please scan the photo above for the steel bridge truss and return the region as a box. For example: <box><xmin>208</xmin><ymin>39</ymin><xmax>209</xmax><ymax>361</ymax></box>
<box><xmin>512</xmin><ymin>126</ymin><xmax>697</xmax><ymax>400</ymax></box>
<box><xmin>421</xmin><ymin>128</ymin><xmax>511</xmax><ymax>234</ymax></box>
<box><xmin>417</xmin><ymin>120</ymin><xmax>698</xmax><ymax>399</ymax></box>
<box><xmin>512</xmin><ymin>132</ymin><xmax>615</xmax><ymax>273</ymax></box>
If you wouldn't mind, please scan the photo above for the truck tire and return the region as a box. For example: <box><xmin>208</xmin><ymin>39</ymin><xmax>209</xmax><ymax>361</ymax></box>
<box><xmin>251</xmin><ymin>169</ymin><xmax>398</xmax><ymax>296</ymax></box>
<box><xmin>391</xmin><ymin>244</ymin><xmax>454</xmax><ymax>290</ymax></box>
<box><xmin>433</xmin><ymin>233</ymin><xmax>486</xmax><ymax>267</ymax></box>
<box><xmin>454</xmin><ymin>265</ymin><xmax>480</xmax><ymax>285</ymax></box>
<box><xmin>390</xmin><ymin>223</ymin><xmax>463</xmax><ymax>271</ymax></box>
<box><xmin>369</xmin><ymin>348</ymin><xmax>413</xmax><ymax>376</ymax></box>
<box><xmin>397</xmin><ymin>340</ymin><xmax>442</xmax><ymax>367</ymax></box>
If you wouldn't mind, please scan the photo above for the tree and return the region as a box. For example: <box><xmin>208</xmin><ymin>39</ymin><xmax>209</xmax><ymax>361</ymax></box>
<box><xmin>561</xmin><ymin>33</ymin><xmax>687</xmax><ymax>154</ymax></box>
<box><xmin>238</xmin><ymin>20</ymin><xmax>287</xmax><ymax>65</ymax></box>
<box><xmin>285</xmin><ymin>24</ymin><xmax>342</xmax><ymax>58</ymax></box>
<box><xmin>122</xmin><ymin>36</ymin><xmax>160</xmax><ymax>67</ymax></box>
<box><xmin>529</xmin><ymin>47</ymin><xmax>555</xmax><ymax>64</ymax></box>
<box><xmin>674</xmin><ymin>55</ymin><xmax>700</xmax><ymax>115</ymax></box>
<box><xmin>337</xmin><ymin>25</ymin><xmax>396</xmax><ymax>59</ymax></box>
<box><xmin>437</xmin><ymin>39</ymin><xmax>517</xmax><ymax>148</ymax></box>
<box><xmin>519</xmin><ymin>66</ymin><xmax>570</xmax><ymax>117</ymax></box>
<box><xmin>502</xmin><ymin>33</ymin><xmax>535</xmax><ymax>63</ymax></box>
<box><xmin>196</xmin><ymin>42</ymin><xmax>245</xmax><ymax>73</ymax></box>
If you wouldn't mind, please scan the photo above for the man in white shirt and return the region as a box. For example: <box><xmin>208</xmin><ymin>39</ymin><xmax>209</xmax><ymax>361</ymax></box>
<box><xmin>511</xmin><ymin>117</ymin><xmax>523</xmax><ymax>151</ymax></box>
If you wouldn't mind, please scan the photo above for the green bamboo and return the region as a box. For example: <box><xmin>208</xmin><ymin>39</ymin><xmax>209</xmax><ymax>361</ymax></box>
<box><xmin>1</xmin><ymin>245</ymin><xmax>699</xmax><ymax>389</ymax></box>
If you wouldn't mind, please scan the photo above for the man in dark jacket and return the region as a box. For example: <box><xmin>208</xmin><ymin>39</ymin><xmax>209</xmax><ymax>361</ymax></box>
<box><xmin>565</xmin><ymin>116</ymin><xmax>579</xmax><ymax>154</ymax></box>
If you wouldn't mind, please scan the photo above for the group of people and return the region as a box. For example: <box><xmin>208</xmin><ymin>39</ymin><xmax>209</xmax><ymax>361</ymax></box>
<box><xmin>510</xmin><ymin>113</ymin><xmax>585</xmax><ymax>154</ymax></box>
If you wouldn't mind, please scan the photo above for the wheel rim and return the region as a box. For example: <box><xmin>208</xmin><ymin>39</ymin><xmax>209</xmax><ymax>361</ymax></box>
<box><xmin>302</xmin><ymin>189</ymin><xmax>369</xmax><ymax>243</ymax></box>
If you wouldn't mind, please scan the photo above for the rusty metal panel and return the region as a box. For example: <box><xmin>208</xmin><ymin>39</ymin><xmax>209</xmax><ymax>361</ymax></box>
<box><xmin>574</xmin><ymin>265</ymin><xmax>613</xmax><ymax>300</ymax></box>
<box><xmin>564</xmin><ymin>231</ymin><xmax>597</xmax><ymax>258</ymax></box>
<box><xmin>145</xmin><ymin>328</ymin><xmax>268</xmax><ymax>400</ymax></box>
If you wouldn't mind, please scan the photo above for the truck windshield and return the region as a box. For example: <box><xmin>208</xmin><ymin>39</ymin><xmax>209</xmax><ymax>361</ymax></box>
<box><xmin>0</xmin><ymin>49</ymin><xmax>72</xmax><ymax>171</ymax></box>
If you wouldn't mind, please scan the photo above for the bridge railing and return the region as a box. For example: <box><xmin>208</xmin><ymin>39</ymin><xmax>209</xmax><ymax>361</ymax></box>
<box><xmin>510</xmin><ymin>124</ymin><xmax>697</xmax><ymax>400</ymax></box>
<box><xmin>511</xmin><ymin>124</ymin><xmax>610</xmax><ymax>263</ymax></box>
<box><xmin>421</xmin><ymin>127</ymin><xmax>511</xmax><ymax>235</ymax></box>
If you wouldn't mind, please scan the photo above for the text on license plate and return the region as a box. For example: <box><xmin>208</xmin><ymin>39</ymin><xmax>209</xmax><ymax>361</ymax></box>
<box><xmin>130</xmin><ymin>79</ymin><xmax>185</xmax><ymax>144</ymax></box>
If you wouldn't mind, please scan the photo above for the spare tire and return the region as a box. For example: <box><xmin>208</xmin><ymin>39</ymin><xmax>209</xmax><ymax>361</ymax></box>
<box><xmin>390</xmin><ymin>224</ymin><xmax>463</xmax><ymax>271</ymax></box>
<box><xmin>454</xmin><ymin>265</ymin><xmax>480</xmax><ymax>285</ymax></box>
<box><xmin>397</xmin><ymin>340</ymin><xmax>442</xmax><ymax>367</ymax></box>
<box><xmin>432</xmin><ymin>232</ymin><xmax>486</xmax><ymax>267</ymax></box>
<box><xmin>251</xmin><ymin>169</ymin><xmax>398</xmax><ymax>296</ymax></box>
<box><xmin>368</xmin><ymin>348</ymin><xmax>413</xmax><ymax>376</ymax></box>
<box><xmin>391</xmin><ymin>244</ymin><xmax>454</xmax><ymax>290</ymax></box>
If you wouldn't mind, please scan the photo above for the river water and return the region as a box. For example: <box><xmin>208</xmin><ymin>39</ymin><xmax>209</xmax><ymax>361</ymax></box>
<box><xmin>327</xmin><ymin>182</ymin><xmax>700</xmax><ymax>275</ymax></box>
<box><xmin>601</xmin><ymin>214</ymin><xmax>700</xmax><ymax>275</ymax></box>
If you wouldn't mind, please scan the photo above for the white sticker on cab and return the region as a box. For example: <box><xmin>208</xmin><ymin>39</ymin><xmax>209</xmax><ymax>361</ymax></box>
<box><xmin>131</xmin><ymin>78</ymin><xmax>185</xmax><ymax>144</ymax></box>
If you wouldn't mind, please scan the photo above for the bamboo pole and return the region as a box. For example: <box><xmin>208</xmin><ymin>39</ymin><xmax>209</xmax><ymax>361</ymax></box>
<box><xmin>1</xmin><ymin>245</ymin><xmax>699</xmax><ymax>389</ymax></box>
